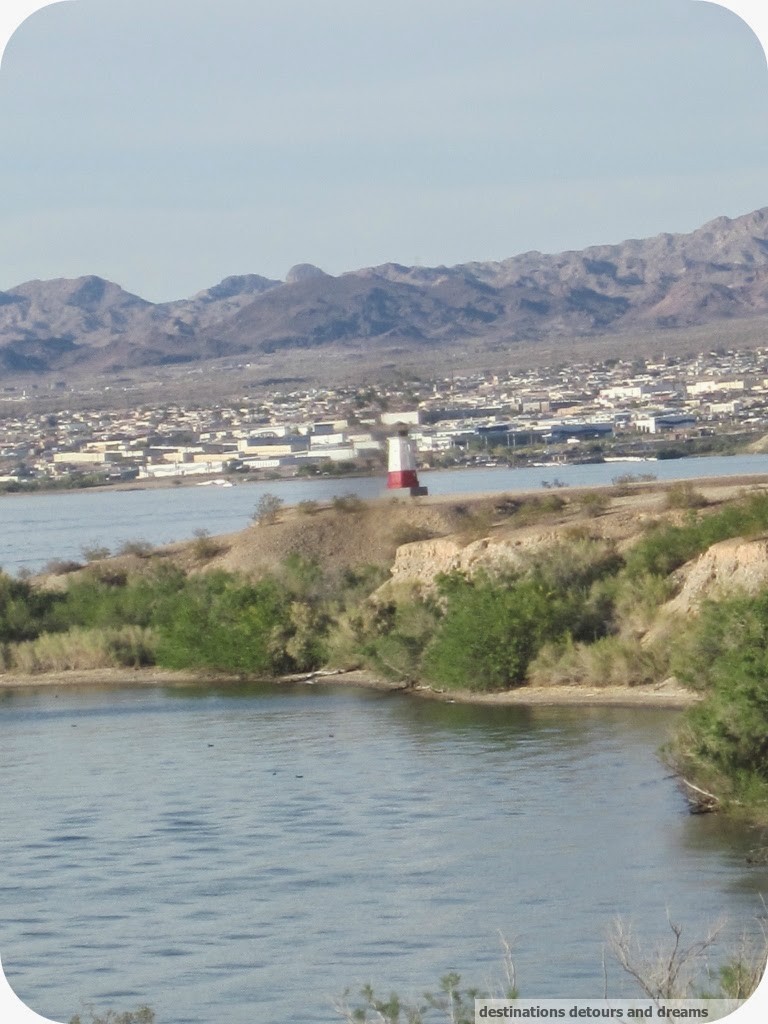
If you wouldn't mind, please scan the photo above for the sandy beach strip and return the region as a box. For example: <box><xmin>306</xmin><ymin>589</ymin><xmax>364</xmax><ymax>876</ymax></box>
<box><xmin>0</xmin><ymin>666</ymin><xmax>699</xmax><ymax>708</ymax></box>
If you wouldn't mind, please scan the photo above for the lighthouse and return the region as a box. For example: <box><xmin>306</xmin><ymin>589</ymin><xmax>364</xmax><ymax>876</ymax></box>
<box><xmin>386</xmin><ymin>429</ymin><xmax>428</xmax><ymax>496</ymax></box>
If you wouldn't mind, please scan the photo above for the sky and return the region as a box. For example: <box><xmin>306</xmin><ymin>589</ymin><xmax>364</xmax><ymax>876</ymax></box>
<box><xmin>0</xmin><ymin>11</ymin><xmax>768</xmax><ymax>1024</ymax></box>
<box><xmin>0</xmin><ymin>0</ymin><xmax>766</xmax><ymax>304</ymax></box>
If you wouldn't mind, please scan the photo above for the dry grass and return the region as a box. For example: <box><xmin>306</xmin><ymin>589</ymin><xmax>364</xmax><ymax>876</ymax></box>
<box><xmin>4</xmin><ymin>626</ymin><xmax>154</xmax><ymax>674</ymax></box>
<box><xmin>528</xmin><ymin>636</ymin><xmax>667</xmax><ymax>689</ymax></box>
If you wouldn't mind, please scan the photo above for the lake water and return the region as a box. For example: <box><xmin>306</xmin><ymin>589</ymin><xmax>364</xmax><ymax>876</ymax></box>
<box><xmin>4</xmin><ymin>454</ymin><xmax>768</xmax><ymax>575</ymax></box>
<box><xmin>0</xmin><ymin>683</ymin><xmax>766</xmax><ymax>1023</ymax></box>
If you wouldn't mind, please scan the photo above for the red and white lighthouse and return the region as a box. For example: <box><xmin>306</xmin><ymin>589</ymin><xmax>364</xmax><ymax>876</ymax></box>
<box><xmin>386</xmin><ymin>430</ymin><xmax>428</xmax><ymax>495</ymax></box>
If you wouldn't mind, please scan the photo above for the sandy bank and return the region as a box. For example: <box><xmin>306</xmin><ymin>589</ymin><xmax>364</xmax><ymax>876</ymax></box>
<box><xmin>0</xmin><ymin>666</ymin><xmax>699</xmax><ymax>708</ymax></box>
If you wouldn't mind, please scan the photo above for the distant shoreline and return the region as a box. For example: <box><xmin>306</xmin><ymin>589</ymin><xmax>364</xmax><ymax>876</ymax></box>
<box><xmin>2</xmin><ymin>463</ymin><xmax>768</xmax><ymax>503</ymax></box>
<box><xmin>0</xmin><ymin>666</ymin><xmax>699</xmax><ymax>708</ymax></box>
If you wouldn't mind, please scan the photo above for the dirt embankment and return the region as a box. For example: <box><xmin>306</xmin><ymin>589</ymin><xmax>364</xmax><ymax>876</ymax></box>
<box><xmin>34</xmin><ymin>475</ymin><xmax>768</xmax><ymax>588</ymax></box>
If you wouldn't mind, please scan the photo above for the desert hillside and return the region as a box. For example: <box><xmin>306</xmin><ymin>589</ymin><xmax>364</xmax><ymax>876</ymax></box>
<box><xmin>4</xmin><ymin>207</ymin><xmax>768</xmax><ymax>379</ymax></box>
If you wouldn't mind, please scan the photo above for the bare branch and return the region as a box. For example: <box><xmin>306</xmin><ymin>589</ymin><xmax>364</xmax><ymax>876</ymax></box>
<box><xmin>606</xmin><ymin>913</ymin><xmax>725</xmax><ymax>1001</ymax></box>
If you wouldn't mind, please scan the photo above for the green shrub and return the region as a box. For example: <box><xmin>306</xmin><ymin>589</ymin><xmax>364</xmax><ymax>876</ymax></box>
<box><xmin>422</xmin><ymin>573</ymin><xmax>564</xmax><ymax>691</ymax></box>
<box><xmin>668</xmin><ymin>589</ymin><xmax>768</xmax><ymax>812</ymax></box>
<box><xmin>277</xmin><ymin>552</ymin><xmax>327</xmax><ymax>599</ymax></box>
<box><xmin>0</xmin><ymin>571</ymin><xmax>64</xmax><ymax>643</ymax></box>
<box><xmin>624</xmin><ymin>492</ymin><xmax>768</xmax><ymax>579</ymax></box>
<box><xmin>48</xmin><ymin>564</ymin><xmax>186</xmax><ymax>633</ymax></box>
<box><xmin>153</xmin><ymin>572</ymin><xmax>292</xmax><ymax>675</ymax></box>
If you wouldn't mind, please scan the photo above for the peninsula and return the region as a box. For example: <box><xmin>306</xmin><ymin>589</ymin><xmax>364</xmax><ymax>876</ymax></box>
<box><xmin>3</xmin><ymin>477</ymin><xmax>768</xmax><ymax>821</ymax></box>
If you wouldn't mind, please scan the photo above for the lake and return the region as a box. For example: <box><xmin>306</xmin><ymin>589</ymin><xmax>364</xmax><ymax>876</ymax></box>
<box><xmin>0</xmin><ymin>682</ymin><xmax>766</xmax><ymax>1023</ymax></box>
<box><xmin>4</xmin><ymin>454</ymin><xmax>768</xmax><ymax>575</ymax></box>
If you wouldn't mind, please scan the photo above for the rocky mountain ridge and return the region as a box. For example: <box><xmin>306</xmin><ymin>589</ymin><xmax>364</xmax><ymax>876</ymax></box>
<box><xmin>3</xmin><ymin>207</ymin><xmax>768</xmax><ymax>376</ymax></box>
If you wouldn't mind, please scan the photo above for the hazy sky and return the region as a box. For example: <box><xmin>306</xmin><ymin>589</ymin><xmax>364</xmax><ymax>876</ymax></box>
<box><xmin>0</xmin><ymin>0</ymin><xmax>766</xmax><ymax>302</ymax></box>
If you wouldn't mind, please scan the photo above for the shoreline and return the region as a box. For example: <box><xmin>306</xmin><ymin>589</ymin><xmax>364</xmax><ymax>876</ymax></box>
<box><xmin>2</xmin><ymin>461</ymin><xmax>768</xmax><ymax>501</ymax></box>
<box><xmin>0</xmin><ymin>666</ymin><xmax>700</xmax><ymax>708</ymax></box>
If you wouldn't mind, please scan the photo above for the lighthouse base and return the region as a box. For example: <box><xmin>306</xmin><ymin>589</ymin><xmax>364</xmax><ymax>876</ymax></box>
<box><xmin>387</xmin><ymin>469</ymin><xmax>420</xmax><ymax>490</ymax></box>
<box><xmin>409</xmin><ymin>485</ymin><xmax>429</xmax><ymax>497</ymax></box>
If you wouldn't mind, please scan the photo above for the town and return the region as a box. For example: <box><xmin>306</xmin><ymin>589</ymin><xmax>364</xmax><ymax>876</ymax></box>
<box><xmin>2</xmin><ymin>343</ymin><xmax>768</xmax><ymax>490</ymax></box>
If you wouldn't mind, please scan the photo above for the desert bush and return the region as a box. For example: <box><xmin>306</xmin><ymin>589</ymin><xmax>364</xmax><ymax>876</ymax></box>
<box><xmin>602</xmin><ymin>571</ymin><xmax>676</xmax><ymax>639</ymax></box>
<box><xmin>512</xmin><ymin>493</ymin><xmax>566</xmax><ymax>525</ymax></box>
<box><xmin>523</xmin><ymin>538</ymin><xmax>622</xmax><ymax>593</ymax></box>
<box><xmin>612</xmin><ymin>472</ymin><xmax>657</xmax><ymax>487</ymax></box>
<box><xmin>7</xmin><ymin>625</ymin><xmax>155</xmax><ymax>673</ymax></box>
<box><xmin>663</xmin><ymin>482</ymin><xmax>708</xmax><ymax>510</ymax></box>
<box><xmin>457</xmin><ymin>507</ymin><xmax>494</xmax><ymax>544</ymax></box>
<box><xmin>323</xmin><ymin>612</ymin><xmax>367</xmax><ymax>670</ymax></box>
<box><xmin>332</xmin><ymin>493</ymin><xmax>365</xmax><ymax>513</ymax></box>
<box><xmin>81</xmin><ymin>544</ymin><xmax>111</xmax><ymax>562</ymax></box>
<box><xmin>712</xmin><ymin>924</ymin><xmax>768</xmax><ymax>999</ymax></box>
<box><xmin>43</xmin><ymin>559</ymin><xmax>83</xmax><ymax>576</ymax></box>
<box><xmin>528</xmin><ymin>635</ymin><xmax>666</xmax><ymax>688</ymax></box>
<box><xmin>420</xmin><ymin>549</ymin><xmax>623</xmax><ymax>693</ymax></box>
<box><xmin>577</xmin><ymin>490</ymin><xmax>610</xmax><ymax>517</ymax></box>
<box><xmin>334</xmin><ymin>917</ymin><xmax>764</xmax><ymax>1023</ymax></box>
<box><xmin>390</xmin><ymin>523</ymin><xmax>436</xmax><ymax>546</ymax></box>
<box><xmin>297</xmin><ymin>499</ymin><xmax>320</xmax><ymax>515</ymax></box>
<box><xmin>323</xmin><ymin>566</ymin><xmax>393</xmax><ymax>669</ymax></box>
<box><xmin>0</xmin><ymin>643</ymin><xmax>12</xmax><ymax>671</ymax></box>
<box><xmin>624</xmin><ymin>492</ymin><xmax>768</xmax><ymax>579</ymax></box>
<box><xmin>275</xmin><ymin>552</ymin><xmax>330</xmax><ymax>602</ymax></box>
<box><xmin>252</xmin><ymin>492</ymin><xmax>284</xmax><ymax>525</ymax></box>
<box><xmin>191</xmin><ymin>528</ymin><xmax>225</xmax><ymax>560</ymax></box>
<box><xmin>280</xmin><ymin>600</ymin><xmax>330</xmax><ymax>670</ymax></box>
<box><xmin>607</xmin><ymin>910</ymin><xmax>768</xmax><ymax>1001</ymax></box>
<box><xmin>337</xmin><ymin>589</ymin><xmax>437</xmax><ymax>682</ymax></box>
<box><xmin>611</xmin><ymin>472</ymin><xmax>657</xmax><ymax>497</ymax></box>
<box><xmin>118</xmin><ymin>539</ymin><xmax>155</xmax><ymax>558</ymax></box>
<box><xmin>82</xmin><ymin>564</ymin><xmax>129</xmax><ymax>587</ymax></box>
<box><xmin>493</xmin><ymin>496</ymin><xmax>521</xmax><ymax>518</ymax></box>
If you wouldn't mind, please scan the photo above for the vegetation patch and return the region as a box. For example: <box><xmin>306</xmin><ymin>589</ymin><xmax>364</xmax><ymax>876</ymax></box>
<box><xmin>666</xmin><ymin>590</ymin><xmax>768</xmax><ymax>818</ymax></box>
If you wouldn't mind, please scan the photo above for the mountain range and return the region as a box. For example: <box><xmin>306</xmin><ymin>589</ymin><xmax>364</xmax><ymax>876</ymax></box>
<box><xmin>2</xmin><ymin>207</ymin><xmax>768</xmax><ymax>377</ymax></box>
